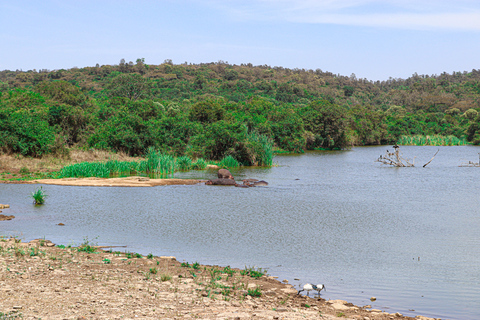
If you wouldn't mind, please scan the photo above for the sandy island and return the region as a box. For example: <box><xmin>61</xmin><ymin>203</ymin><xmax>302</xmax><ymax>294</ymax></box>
<box><xmin>0</xmin><ymin>237</ymin><xmax>438</xmax><ymax>320</ymax></box>
<box><xmin>24</xmin><ymin>176</ymin><xmax>205</xmax><ymax>187</ymax></box>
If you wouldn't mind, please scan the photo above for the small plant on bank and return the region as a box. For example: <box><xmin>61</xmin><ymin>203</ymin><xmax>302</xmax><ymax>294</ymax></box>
<box><xmin>29</xmin><ymin>247</ymin><xmax>45</xmax><ymax>257</ymax></box>
<box><xmin>147</xmin><ymin>253</ymin><xmax>154</xmax><ymax>259</ymax></box>
<box><xmin>77</xmin><ymin>237</ymin><xmax>97</xmax><ymax>253</ymax></box>
<box><xmin>0</xmin><ymin>311</ymin><xmax>23</xmax><ymax>320</ymax></box>
<box><xmin>160</xmin><ymin>274</ymin><xmax>172</xmax><ymax>282</ymax></box>
<box><xmin>31</xmin><ymin>186</ymin><xmax>47</xmax><ymax>205</ymax></box>
<box><xmin>102</xmin><ymin>258</ymin><xmax>111</xmax><ymax>264</ymax></box>
<box><xmin>247</xmin><ymin>286</ymin><xmax>262</xmax><ymax>297</ymax></box>
<box><xmin>19</xmin><ymin>166</ymin><xmax>30</xmax><ymax>175</ymax></box>
<box><xmin>241</xmin><ymin>266</ymin><xmax>266</xmax><ymax>279</ymax></box>
<box><xmin>149</xmin><ymin>267</ymin><xmax>158</xmax><ymax>274</ymax></box>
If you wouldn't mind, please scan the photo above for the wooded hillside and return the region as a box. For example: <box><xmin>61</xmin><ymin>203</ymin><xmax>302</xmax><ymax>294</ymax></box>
<box><xmin>1</xmin><ymin>59</ymin><xmax>479</xmax><ymax>163</ymax></box>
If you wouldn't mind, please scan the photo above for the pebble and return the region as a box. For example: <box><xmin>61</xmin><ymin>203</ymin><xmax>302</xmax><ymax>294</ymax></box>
<box><xmin>370</xmin><ymin>297</ymin><xmax>376</xmax><ymax>301</ymax></box>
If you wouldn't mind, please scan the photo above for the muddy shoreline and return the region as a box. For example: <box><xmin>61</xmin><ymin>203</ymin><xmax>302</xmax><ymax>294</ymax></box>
<box><xmin>0</xmin><ymin>237</ymin><xmax>438</xmax><ymax>320</ymax></box>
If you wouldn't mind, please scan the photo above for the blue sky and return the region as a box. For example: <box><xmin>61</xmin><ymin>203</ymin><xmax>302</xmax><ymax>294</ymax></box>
<box><xmin>1</xmin><ymin>0</ymin><xmax>479</xmax><ymax>80</ymax></box>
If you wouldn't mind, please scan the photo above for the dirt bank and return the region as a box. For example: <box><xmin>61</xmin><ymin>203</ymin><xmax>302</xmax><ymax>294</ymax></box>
<box><xmin>23</xmin><ymin>176</ymin><xmax>204</xmax><ymax>187</ymax></box>
<box><xmin>0</xmin><ymin>238</ymin><xmax>437</xmax><ymax>320</ymax></box>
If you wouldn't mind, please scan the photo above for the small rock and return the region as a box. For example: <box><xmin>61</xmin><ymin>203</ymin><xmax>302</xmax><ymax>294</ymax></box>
<box><xmin>12</xmin><ymin>306</ymin><xmax>22</xmax><ymax>309</ymax></box>
<box><xmin>160</xmin><ymin>256</ymin><xmax>176</xmax><ymax>261</ymax></box>
<box><xmin>395</xmin><ymin>312</ymin><xmax>403</xmax><ymax>317</ymax></box>
<box><xmin>57</xmin><ymin>223</ymin><xmax>65</xmax><ymax>226</ymax></box>
<box><xmin>0</xmin><ymin>214</ymin><xmax>15</xmax><ymax>221</ymax></box>
<box><xmin>370</xmin><ymin>297</ymin><xmax>376</xmax><ymax>301</ymax></box>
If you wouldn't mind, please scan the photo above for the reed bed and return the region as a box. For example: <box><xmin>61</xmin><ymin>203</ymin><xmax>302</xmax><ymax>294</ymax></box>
<box><xmin>57</xmin><ymin>147</ymin><xmax>273</xmax><ymax>179</ymax></box>
<box><xmin>398</xmin><ymin>135</ymin><xmax>467</xmax><ymax>146</ymax></box>
<box><xmin>246</xmin><ymin>132</ymin><xmax>274</xmax><ymax>166</ymax></box>
<box><xmin>58</xmin><ymin>162</ymin><xmax>110</xmax><ymax>178</ymax></box>
<box><xmin>191</xmin><ymin>158</ymin><xmax>207</xmax><ymax>170</ymax></box>
<box><xmin>218</xmin><ymin>155</ymin><xmax>240</xmax><ymax>168</ymax></box>
<box><xmin>175</xmin><ymin>156</ymin><xmax>193</xmax><ymax>172</ymax></box>
<box><xmin>143</xmin><ymin>148</ymin><xmax>176</xmax><ymax>177</ymax></box>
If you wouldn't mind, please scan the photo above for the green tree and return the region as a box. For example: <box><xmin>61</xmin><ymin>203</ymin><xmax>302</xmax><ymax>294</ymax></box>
<box><xmin>105</xmin><ymin>73</ymin><xmax>152</xmax><ymax>101</ymax></box>
<box><xmin>189</xmin><ymin>100</ymin><xmax>225</xmax><ymax>124</ymax></box>
<box><xmin>300</xmin><ymin>100</ymin><xmax>348</xmax><ymax>149</ymax></box>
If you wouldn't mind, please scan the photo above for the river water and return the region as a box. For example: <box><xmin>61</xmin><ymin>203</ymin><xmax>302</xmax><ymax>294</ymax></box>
<box><xmin>1</xmin><ymin>146</ymin><xmax>479</xmax><ymax>319</ymax></box>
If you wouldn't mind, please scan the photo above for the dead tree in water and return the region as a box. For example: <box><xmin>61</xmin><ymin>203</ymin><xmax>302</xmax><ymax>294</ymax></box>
<box><xmin>376</xmin><ymin>145</ymin><xmax>439</xmax><ymax>167</ymax></box>
<box><xmin>459</xmin><ymin>153</ymin><xmax>480</xmax><ymax>167</ymax></box>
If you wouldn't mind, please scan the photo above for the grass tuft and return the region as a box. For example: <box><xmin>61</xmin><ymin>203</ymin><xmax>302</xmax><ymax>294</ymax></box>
<box><xmin>31</xmin><ymin>186</ymin><xmax>47</xmax><ymax>205</ymax></box>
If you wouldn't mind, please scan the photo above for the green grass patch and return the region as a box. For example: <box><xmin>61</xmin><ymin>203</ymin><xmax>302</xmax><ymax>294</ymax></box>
<box><xmin>31</xmin><ymin>186</ymin><xmax>47</xmax><ymax>205</ymax></box>
<box><xmin>398</xmin><ymin>135</ymin><xmax>467</xmax><ymax>146</ymax></box>
<box><xmin>247</xmin><ymin>287</ymin><xmax>262</xmax><ymax>297</ymax></box>
<box><xmin>218</xmin><ymin>155</ymin><xmax>239</xmax><ymax>168</ymax></box>
<box><xmin>240</xmin><ymin>266</ymin><xmax>267</xmax><ymax>279</ymax></box>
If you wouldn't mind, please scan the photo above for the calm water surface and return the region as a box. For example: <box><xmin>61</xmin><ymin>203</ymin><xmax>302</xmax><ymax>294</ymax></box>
<box><xmin>1</xmin><ymin>146</ymin><xmax>480</xmax><ymax>319</ymax></box>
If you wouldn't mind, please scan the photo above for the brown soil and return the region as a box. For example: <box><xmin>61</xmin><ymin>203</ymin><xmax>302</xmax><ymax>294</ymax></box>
<box><xmin>0</xmin><ymin>238</ymin><xmax>437</xmax><ymax>320</ymax></box>
<box><xmin>0</xmin><ymin>150</ymin><xmax>142</xmax><ymax>181</ymax></box>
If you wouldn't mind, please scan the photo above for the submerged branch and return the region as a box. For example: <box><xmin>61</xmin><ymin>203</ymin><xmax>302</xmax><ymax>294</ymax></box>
<box><xmin>422</xmin><ymin>149</ymin><xmax>439</xmax><ymax>167</ymax></box>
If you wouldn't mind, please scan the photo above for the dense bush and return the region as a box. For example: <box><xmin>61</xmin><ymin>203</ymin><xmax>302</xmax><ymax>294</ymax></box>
<box><xmin>1</xmin><ymin>61</ymin><xmax>480</xmax><ymax>163</ymax></box>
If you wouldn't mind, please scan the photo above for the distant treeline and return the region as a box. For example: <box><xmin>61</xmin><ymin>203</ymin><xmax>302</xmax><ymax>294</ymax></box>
<box><xmin>1</xmin><ymin>59</ymin><xmax>480</xmax><ymax>163</ymax></box>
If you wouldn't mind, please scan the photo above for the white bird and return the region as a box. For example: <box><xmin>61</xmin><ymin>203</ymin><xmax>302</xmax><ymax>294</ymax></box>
<box><xmin>298</xmin><ymin>283</ymin><xmax>326</xmax><ymax>296</ymax></box>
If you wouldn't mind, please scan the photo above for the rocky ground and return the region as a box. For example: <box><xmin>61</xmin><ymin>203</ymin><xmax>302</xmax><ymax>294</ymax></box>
<box><xmin>0</xmin><ymin>238</ymin><xmax>438</xmax><ymax>320</ymax></box>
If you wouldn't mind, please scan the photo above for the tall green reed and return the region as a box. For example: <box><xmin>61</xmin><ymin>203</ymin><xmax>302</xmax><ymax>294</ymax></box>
<box><xmin>176</xmin><ymin>156</ymin><xmax>193</xmax><ymax>171</ymax></box>
<box><xmin>218</xmin><ymin>155</ymin><xmax>239</xmax><ymax>168</ymax></box>
<box><xmin>398</xmin><ymin>135</ymin><xmax>467</xmax><ymax>146</ymax></box>
<box><xmin>246</xmin><ymin>132</ymin><xmax>274</xmax><ymax>166</ymax></box>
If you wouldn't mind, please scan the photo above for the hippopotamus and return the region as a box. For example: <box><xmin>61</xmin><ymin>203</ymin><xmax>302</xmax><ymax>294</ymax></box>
<box><xmin>235</xmin><ymin>184</ymin><xmax>250</xmax><ymax>188</ymax></box>
<box><xmin>206</xmin><ymin>178</ymin><xmax>237</xmax><ymax>186</ymax></box>
<box><xmin>242</xmin><ymin>179</ymin><xmax>259</xmax><ymax>185</ymax></box>
<box><xmin>218</xmin><ymin>169</ymin><xmax>234</xmax><ymax>180</ymax></box>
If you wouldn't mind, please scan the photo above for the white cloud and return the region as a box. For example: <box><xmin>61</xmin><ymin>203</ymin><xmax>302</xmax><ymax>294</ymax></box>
<box><xmin>207</xmin><ymin>0</ymin><xmax>480</xmax><ymax>30</ymax></box>
<box><xmin>289</xmin><ymin>12</ymin><xmax>480</xmax><ymax>31</ymax></box>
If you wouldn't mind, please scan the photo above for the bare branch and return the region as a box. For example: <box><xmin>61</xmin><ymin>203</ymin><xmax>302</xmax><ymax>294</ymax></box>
<box><xmin>423</xmin><ymin>149</ymin><xmax>439</xmax><ymax>167</ymax></box>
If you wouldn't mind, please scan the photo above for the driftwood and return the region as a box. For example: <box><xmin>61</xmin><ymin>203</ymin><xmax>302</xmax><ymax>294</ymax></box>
<box><xmin>459</xmin><ymin>153</ymin><xmax>480</xmax><ymax>167</ymax></box>
<box><xmin>423</xmin><ymin>149</ymin><xmax>440</xmax><ymax>167</ymax></box>
<box><xmin>376</xmin><ymin>145</ymin><xmax>439</xmax><ymax>167</ymax></box>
